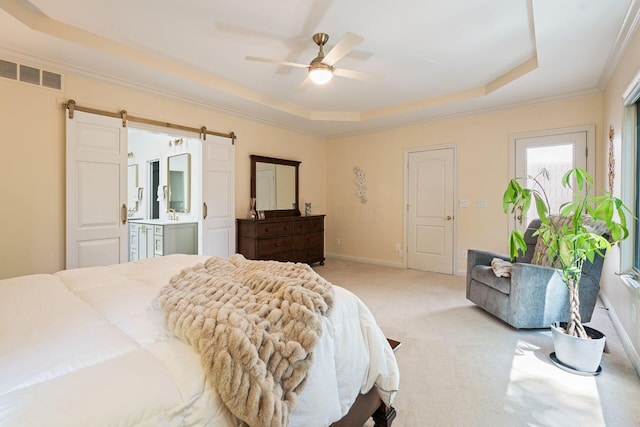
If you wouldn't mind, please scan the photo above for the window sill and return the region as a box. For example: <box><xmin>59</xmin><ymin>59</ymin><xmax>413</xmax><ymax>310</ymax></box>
<box><xmin>619</xmin><ymin>271</ymin><xmax>640</xmax><ymax>292</ymax></box>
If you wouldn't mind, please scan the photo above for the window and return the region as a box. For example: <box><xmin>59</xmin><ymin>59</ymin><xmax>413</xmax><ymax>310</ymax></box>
<box><xmin>622</xmin><ymin>79</ymin><xmax>640</xmax><ymax>278</ymax></box>
<box><xmin>634</xmin><ymin>100</ymin><xmax>640</xmax><ymax>271</ymax></box>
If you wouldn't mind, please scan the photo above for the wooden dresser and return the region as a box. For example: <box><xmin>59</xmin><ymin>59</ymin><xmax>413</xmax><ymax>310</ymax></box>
<box><xmin>236</xmin><ymin>215</ymin><xmax>325</xmax><ymax>265</ymax></box>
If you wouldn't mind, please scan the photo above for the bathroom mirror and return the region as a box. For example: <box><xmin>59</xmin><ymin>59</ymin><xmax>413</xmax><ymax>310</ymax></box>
<box><xmin>128</xmin><ymin>164</ymin><xmax>139</xmax><ymax>212</ymax></box>
<box><xmin>250</xmin><ymin>155</ymin><xmax>300</xmax><ymax>218</ymax></box>
<box><xmin>167</xmin><ymin>153</ymin><xmax>191</xmax><ymax>213</ymax></box>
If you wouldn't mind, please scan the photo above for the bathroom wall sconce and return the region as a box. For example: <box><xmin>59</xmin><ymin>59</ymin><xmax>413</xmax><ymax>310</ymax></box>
<box><xmin>128</xmin><ymin>152</ymin><xmax>134</xmax><ymax>158</ymax></box>
<box><xmin>137</xmin><ymin>187</ymin><xmax>144</xmax><ymax>201</ymax></box>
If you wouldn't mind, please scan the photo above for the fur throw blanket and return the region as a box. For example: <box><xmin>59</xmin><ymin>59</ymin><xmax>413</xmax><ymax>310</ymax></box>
<box><xmin>157</xmin><ymin>254</ymin><xmax>334</xmax><ymax>427</ymax></box>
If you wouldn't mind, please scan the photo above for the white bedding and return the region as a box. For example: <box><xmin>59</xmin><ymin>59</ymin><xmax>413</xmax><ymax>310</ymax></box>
<box><xmin>0</xmin><ymin>255</ymin><xmax>399</xmax><ymax>427</ymax></box>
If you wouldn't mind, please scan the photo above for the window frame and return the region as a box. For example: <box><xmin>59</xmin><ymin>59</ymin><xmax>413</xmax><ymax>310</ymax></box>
<box><xmin>621</xmin><ymin>73</ymin><xmax>640</xmax><ymax>279</ymax></box>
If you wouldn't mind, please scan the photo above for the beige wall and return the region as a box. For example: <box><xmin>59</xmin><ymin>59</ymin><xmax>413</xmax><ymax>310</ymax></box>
<box><xmin>325</xmin><ymin>95</ymin><xmax>604</xmax><ymax>271</ymax></box>
<box><xmin>0</xmin><ymin>74</ymin><xmax>326</xmax><ymax>279</ymax></box>
<box><xmin>602</xmin><ymin>25</ymin><xmax>640</xmax><ymax>369</ymax></box>
<box><xmin>2</xmin><ymin>32</ymin><xmax>639</xmax><ymax>370</ymax></box>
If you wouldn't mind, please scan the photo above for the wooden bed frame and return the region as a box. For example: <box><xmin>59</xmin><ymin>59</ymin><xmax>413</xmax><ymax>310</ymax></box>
<box><xmin>330</xmin><ymin>339</ymin><xmax>401</xmax><ymax>427</ymax></box>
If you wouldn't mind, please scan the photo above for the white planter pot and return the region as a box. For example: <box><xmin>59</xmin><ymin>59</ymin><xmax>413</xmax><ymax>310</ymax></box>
<box><xmin>551</xmin><ymin>322</ymin><xmax>605</xmax><ymax>373</ymax></box>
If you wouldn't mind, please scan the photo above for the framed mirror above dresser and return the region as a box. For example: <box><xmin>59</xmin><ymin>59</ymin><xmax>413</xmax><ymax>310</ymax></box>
<box><xmin>238</xmin><ymin>155</ymin><xmax>325</xmax><ymax>265</ymax></box>
<box><xmin>250</xmin><ymin>155</ymin><xmax>300</xmax><ymax>218</ymax></box>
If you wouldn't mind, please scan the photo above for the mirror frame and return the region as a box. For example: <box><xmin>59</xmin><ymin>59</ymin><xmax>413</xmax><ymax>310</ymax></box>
<box><xmin>250</xmin><ymin>155</ymin><xmax>301</xmax><ymax>218</ymax></box>
<box><xmin>128</xmin><ymin>164</ymin><xmax>139</xmax><ymax>212</ymax></box>
<box><xmin>167</xmin><ymin>153</ymin><xmax>191</xmax><ymax>213</ymax></box>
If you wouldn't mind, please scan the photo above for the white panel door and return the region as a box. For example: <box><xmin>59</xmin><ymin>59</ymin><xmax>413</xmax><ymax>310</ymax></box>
<box><xmin>201</xmin><ymin>136</ymin><xmax>235</xmax><ymax>257</ymax></box>
<box><xmin>407</xmin><ymin>148</ymin><xmax>455</xmax><ymax>274</ymax></box>
<box><xmin>66</xmin><ymin>111</ymin><xmax>127</xmax><ymax>268</ymax></box>
<box><xmin>512</xmin><ymin>130</ymin><xmax>588</xmax><ymax>230</ymax></box>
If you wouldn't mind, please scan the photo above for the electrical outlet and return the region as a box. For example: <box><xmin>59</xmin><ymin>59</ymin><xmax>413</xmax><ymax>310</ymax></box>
<box><xmin>395</xmin><ymin>243</ymin><xmax>401</xmax><ymax>252</ymax></box>
<box><xmin>336</xmin><ymin>238</ymin><xmax>341</xmax><ymax>246</ymax></box>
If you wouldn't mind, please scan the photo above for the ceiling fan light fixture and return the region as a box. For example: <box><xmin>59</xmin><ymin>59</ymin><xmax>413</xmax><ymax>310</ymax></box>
<box><xmin>309</xmin><ymin>64</ymin><xmax>333</xmax><ymax>85</ymax></box>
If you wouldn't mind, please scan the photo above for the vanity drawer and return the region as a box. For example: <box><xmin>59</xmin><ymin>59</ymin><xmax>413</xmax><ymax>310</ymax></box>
<box><xmin>154</xmin><ymin>225</ymin><xmax>163</xmax><ymax>236</ymax></box>
<box><xmin>256</xmin><ymin>221</ymin><xmax>293</xmax><ymax>238</ymax></box>
<box><xmin>258</xmin><ymin>236</ymin><xmax>294</xmax><ymax>257</ymax></box>
<box><xmin>293</xmin><ymin>231</ymin><xmax>324</xmax><ymax>250</ymax></box>
<box><xmin>294</xmin><ymin>218</ymin><xmax>324</xmax><ymax>233</ymax></box>
<box><xmin>129</xmin><ymin>231</ymin><xmax>138</xmax><ymax>249</ymax></box>
<box><xmin>154</xmin><ymin>235</ymin><xmax>164</xmax><ymax>256</ymax></box>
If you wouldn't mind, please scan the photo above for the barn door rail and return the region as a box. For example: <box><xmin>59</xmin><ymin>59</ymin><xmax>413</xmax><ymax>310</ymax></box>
<box><xmin>63</xmin><ymin>99</ymin><xmax>236</xmax><ymax>143</ymax></box>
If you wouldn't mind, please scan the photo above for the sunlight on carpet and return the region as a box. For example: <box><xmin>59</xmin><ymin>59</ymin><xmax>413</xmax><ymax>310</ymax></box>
<box><xmin>505</xmin><ymin>339</ymin><xmax>605</xmax><ymax>426</ymax></box>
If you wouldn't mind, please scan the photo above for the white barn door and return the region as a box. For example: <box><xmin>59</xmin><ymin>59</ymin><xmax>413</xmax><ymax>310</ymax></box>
<box><xmin>66</xmin><ymin>111</ymin><xmax>128</xmax><ymax>268</ymax></box>
<box><xmin>201</xmin><ymin>136</ymin><xmax>235</xmax><ymax>257</ymax></box>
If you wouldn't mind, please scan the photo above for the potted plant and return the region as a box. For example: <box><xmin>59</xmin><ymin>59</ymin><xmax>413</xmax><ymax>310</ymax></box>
<box><xmin>502</xmin><ymin>167</ymin><xmax>632</xmax><ymax>373</ymax></box>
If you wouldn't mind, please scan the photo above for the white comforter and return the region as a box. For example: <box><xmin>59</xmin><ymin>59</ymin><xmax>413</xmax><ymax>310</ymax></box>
<box><xmin>0</xmin><ymin>255</ymin><xmax>399</xmax><ymax>427</ymax></box>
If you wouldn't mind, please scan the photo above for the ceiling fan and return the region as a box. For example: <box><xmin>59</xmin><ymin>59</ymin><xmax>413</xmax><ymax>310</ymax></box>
<box><xmin>245</xmin><ymin>32</ymin><xmax>381</xmax><ymax>86</ymax></box>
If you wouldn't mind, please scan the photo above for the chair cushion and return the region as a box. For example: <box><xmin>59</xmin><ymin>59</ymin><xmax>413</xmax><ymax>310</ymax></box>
<box><xmin>471</xmin><ymin>265</ymin><xmax>511</xmax><ymax>295</ymax></box>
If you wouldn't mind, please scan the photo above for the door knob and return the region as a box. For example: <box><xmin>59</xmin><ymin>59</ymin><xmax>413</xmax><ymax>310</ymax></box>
<box><xmin>446</xmin><ymin>215</ymin><xmax>453</xmax><ymax>220</ymax></box>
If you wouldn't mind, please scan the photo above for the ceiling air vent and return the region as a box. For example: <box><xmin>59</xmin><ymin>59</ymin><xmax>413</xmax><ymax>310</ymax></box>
<box><xmin>0</xmin><ymin>58</ymin><xmax>63</xmax><ymax>90</ymax></box>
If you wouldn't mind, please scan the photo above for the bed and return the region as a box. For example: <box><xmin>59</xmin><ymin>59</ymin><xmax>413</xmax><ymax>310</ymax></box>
<box><xmin>0</xmin><ymin>254</ymin><xmax>399</xmax><ymax>426</ymax></box>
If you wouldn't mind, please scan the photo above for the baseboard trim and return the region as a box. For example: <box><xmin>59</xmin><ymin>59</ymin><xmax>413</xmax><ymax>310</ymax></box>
<box><xmin>325</xmin><ymin>253</ymin><xmax>404</xmax><ymax>268</ymax></box>
<box><xmin>599</xmin><ymin>292</ymin><xmax>640</xmax><ymax>377</ymax></box>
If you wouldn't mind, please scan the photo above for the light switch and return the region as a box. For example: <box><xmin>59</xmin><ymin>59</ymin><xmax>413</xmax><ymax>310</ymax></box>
<box><xmin>477</xmin><ymin>199</ymin><xmax>487</xmax><ymax>208</ymax></box>
<box><xmin>459</xmin><ymin>199</ymin><xmax>469</xmax><ymax>208</ymax></box>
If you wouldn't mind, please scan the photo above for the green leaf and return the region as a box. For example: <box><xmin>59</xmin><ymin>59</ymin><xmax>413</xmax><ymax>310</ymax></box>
<box><xmin>508</xmin><ymin>231</ymin><xmax>527</xmax><ymax>259</ymax></box>
<box><xmin>533</xmin><ymin>194</ymin><xmax>548</xmax><ymax>222</ymax></box>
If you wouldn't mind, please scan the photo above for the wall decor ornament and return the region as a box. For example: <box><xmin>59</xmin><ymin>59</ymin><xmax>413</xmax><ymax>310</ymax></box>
<box><xmin>353</xmin><ymin>166</ymin><xmax>368</xmax><ymax>204</ymax></box>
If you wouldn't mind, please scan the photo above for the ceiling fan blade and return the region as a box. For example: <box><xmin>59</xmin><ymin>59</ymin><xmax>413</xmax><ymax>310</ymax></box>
<box><xmin>245</xmin><ymin>56</ymin><xmax>309</xmax><ymax>69</ymax></box>
<box><xmin>333</xmin><ymin>68</ymin><xmax>383</xmax><ymax>82</ymax></box>
<box><xmin>322</xmin><ymin>32</ymin><xmax>364</xmax><ymax>66</ymax></box>
<box><xmin>295</xmin><ymin>77</ymin><xmax>313</xmax><ymax>92</ymax></box>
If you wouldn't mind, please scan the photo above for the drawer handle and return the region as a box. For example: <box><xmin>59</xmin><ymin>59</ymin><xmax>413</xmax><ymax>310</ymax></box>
<box><xmin>265</xmin><ymin>228</ymin><xmax>270</xmax><ymax>232</ymax></box>
<box><xmin>274</xmin><ymin>243</ymin><xmax>280</xmax><ymax>247</ymax></box>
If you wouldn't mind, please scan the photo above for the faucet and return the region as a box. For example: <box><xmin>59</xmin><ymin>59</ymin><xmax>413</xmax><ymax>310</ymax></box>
<box><xmin>169</xmin><ymin>208</ymin><xmax>177</xmax><ymax>220</ymax></box>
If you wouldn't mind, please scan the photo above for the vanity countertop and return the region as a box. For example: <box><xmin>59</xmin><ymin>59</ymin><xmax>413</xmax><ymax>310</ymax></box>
<box><xmin>129</xmin><ymin>219</ymin><xmax>198</xmax><ymax>225</ymax></box>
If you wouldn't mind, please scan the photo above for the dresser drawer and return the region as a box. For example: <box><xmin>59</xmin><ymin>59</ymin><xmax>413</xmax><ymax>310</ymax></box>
<box><xmin>258</xmin><ymin>236</ymin><xmax>294</xmax><ymax>257</ymax></box>
<box><xmin>294</xmin><ymin>218</ymin><xmax>324</xmax><ymax>233</ymax></box>
<box><xmin>293</xmin><ymin>231</ymin><xmax>324</xmax><ymax>250</ymax></box>
<box><xmin>258</xmin><ymin>251</ymin><xmax>295</xmax><ymax>262</ymax></box>
<box><xmin>256</xmin><ymin>221</ymin><xmax>293</xmax><ymax>237</ymax></box>
<box><xmin>294</xmin><ymin>246</ymin><xmax>324</xmax><ymax>264</ymax></box>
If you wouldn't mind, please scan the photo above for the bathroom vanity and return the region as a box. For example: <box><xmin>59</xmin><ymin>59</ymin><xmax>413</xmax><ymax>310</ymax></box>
<box><xmin>129</xmin><ymin>220</ymin><xmax>198</xmax><ymax>261</ymax></box>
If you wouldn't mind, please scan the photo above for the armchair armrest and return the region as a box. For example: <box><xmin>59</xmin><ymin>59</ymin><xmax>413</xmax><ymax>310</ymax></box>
<box><xmin>467</xmin><ymin>249</ymin><xmax>510</xmax><ymax>270</ymax></box>
<box><xmin>466</xmin><ymin>249</ymin><xmax>511</xmax><ymax>293</ymax></box>
<box><xmin>508</xmin><ymin>263</ymin><xmax>569</xmax><ymax>328</ymax></box>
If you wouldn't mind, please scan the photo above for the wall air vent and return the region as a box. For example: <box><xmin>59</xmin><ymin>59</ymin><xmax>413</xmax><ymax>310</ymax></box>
<box><xmin>0</xmin><ymin>58</ymin><xmax>63</xmax><ymax>90</ymax></box>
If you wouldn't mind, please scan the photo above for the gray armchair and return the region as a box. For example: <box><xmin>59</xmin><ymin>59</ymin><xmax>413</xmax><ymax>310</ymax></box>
<box><xmin>466</xmin><ymin>219</ymin><xmax>604</xmax><ymax>329</ymax></box>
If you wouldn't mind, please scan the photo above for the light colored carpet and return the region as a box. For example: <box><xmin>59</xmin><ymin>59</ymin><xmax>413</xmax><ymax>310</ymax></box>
<box><xmin>314</xmin><ymin>258</ymin><xmax>640</xmax><ymax>427</ymax></box>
